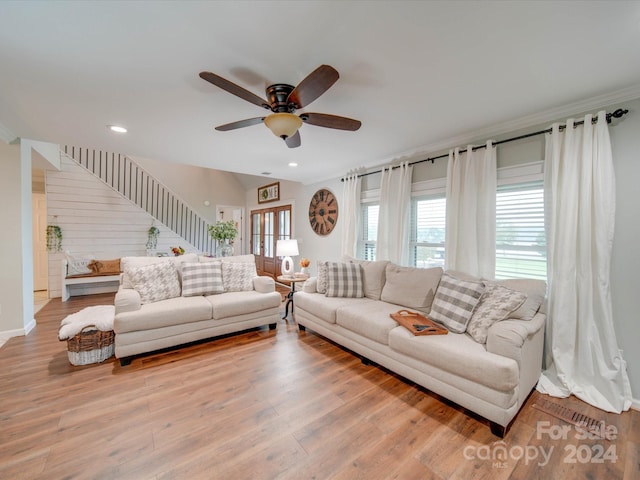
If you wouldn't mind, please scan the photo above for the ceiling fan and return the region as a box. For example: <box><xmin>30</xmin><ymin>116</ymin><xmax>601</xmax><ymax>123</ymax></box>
<box><xmin>199</xmin><ymin>65</ymin><xmax>361</xmax><ymax>148</ymax></box>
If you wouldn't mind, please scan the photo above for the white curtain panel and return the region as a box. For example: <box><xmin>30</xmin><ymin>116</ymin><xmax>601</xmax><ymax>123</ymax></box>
<box><xmin>376</xmin><ymin>162</ymin><xmax>413</xmax><ymax>264</ymax></box>
<box><xmin>340</xmin><ymin>173</ymin><xmax>361</xmax><ymax>258</ymax></box>
<box><xmin>537</xmin><ymin>112</ymin><xmax>632</xmax><ymax>413</ymax></box>
<box><xmin>445</xmin><ymin>141</ymin><xmax>496</xmax><ymax>278</ymax></box>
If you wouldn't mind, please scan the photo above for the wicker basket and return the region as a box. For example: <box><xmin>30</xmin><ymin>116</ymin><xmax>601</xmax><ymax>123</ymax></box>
<box><xmin>64</xmin><ymin>325</ymin><xmax>115</xmax><ymax>365</ymax></box>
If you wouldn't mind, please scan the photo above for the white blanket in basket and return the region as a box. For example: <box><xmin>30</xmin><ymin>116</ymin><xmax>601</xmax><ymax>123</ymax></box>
<box><xmin>58</xmin><ymin>305</ymin><xmax>115</xmax><ymax>340</ymax></box>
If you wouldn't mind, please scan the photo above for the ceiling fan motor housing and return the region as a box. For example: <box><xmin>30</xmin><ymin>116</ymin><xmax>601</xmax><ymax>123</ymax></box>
<box><xmin>266</xmin><ymin>84</ymin><xmax>296</xmax><ymax>112</ymax></box>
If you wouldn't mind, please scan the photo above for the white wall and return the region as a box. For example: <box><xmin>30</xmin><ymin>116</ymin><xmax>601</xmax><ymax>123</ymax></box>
<box><xmin>0</xmin><ymin>143</ymin><xmax>26</xmax><ymax>335</ymax></box>
<box><xmin>609</xmin><ymin>98</ymin><xmax>640</xmax><ymax>405</ymax></box>
<box><xmin>131</xmin><ymin>155</ymin><xmax>246</xmax><ymax>224</ymax></box>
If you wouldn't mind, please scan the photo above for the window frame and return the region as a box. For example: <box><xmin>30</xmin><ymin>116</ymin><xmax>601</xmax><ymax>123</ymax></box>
<box><xmin>358</xmin><ymin>201</ymin><xmax>379</xmax><ymax>260</ymax></box>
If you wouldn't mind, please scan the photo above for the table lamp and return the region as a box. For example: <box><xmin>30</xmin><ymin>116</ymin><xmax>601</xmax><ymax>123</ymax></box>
<box><xmin>276</xmin><ymin>239</ymin><xmax>299</xmax><ymax>276</ymax></box>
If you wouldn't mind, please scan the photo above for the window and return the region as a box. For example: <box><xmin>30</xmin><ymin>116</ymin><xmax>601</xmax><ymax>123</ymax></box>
<box><xmin>410</xmin><ymin>195</ymin><xmax>446</xmax><ymax>268</ymax></box>
<box><xmin>359</xmin><ymin>204</ymin><xmax>379</xmax><ymax>260</ymax></box>
<box><xmin>495</xmin><ymin>181</ymin><xmax>546</xmax><ymax>280</ymax></box>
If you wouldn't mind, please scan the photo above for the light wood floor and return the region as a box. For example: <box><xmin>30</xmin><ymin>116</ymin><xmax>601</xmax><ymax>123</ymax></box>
<box><xmin>1</xmin><ymin>293</ymin><xmax>638</xmax><ymax>480</ymax></box>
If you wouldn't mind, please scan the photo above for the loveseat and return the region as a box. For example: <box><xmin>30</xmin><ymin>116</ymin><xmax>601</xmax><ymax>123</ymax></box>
<box><xmin>293</xmin><ymin>259</ymin><xmax>546</xmax><ymax>437</ymax></box>
<box><xmin>113</xmin><ymin>253</ymin><xmax>282</xmax><ymax>366</ymax></box>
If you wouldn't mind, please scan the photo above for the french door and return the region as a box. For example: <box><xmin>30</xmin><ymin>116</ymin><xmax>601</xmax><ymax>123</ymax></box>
<box><xmin>251</xmin><ymin>205</ymin><xmax>292</xmax><ymax>279</ymax></box>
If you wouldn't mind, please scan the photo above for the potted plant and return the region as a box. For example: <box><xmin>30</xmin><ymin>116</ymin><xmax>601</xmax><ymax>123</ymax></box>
<box><xmin>208</xmin><ymin>220</ymin><xmax>238</xmax><ymax>257</ymax></box>
<box><xmin>146</xmin><ymin>225</ymin><xmax>160</xmax><ymax>251</ymax></box>
<box><xmin>46</xmin><ymin>225</ymin><xmax>63</xmax><ymax>252</ymax></box>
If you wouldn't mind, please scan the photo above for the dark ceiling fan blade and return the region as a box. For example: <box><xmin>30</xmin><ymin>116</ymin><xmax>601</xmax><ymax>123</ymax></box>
<box><xmin>285</xmin><ymin>130</ymin><xmax>301</xmax><ymax>148</ymax></box>
<box><xmin>199</xmin><ymin>71</ymin><xmax>270</xmax><ymax>110</ymax></box>
<box><xmin>215</xmin><ymin>117</ymin><xmax>265</xmax><ymax>131</ymax></box>
<box><xmin>287</xmin><ymin>65</ymin><xmax>339</xmax><ymax>109</ymax></box>
<box><xmin>301</xmin><ymin>113</ymin><xmax>361</xmax><ymax>131</ymax></box>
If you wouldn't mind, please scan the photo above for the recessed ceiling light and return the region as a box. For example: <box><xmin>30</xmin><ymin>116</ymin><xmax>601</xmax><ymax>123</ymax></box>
<box><xmin>288</xmin><ymin>162</ymin><xmax>298</xmax><ymax>167</ymax></box>
<box><xmin>108</xmin><ymin>125</ymin><xmax>127</xmax><ymax>133</ymax></box>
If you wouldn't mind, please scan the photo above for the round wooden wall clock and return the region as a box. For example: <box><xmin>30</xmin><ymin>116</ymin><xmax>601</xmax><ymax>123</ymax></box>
<box><xmin>309</xmin><ymin>188</ymin><xmax>338</xmax><ymax>236</ymax></box>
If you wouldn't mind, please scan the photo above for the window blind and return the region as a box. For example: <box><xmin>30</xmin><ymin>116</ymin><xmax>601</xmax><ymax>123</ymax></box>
<box><xmin>495</xmin><ymin>181</ymin><xmax>546</xmax><ymax>280</ymax></box>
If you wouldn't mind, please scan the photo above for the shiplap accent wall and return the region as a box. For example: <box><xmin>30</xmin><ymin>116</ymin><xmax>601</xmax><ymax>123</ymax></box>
<box><xmin>46</xmin><ymin>155</ymin><xmax>201</xmax><ymax>298</ymax></box>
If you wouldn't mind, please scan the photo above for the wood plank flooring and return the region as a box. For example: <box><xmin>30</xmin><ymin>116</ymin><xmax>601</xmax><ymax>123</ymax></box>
<box><xmin>1</xmin><ymin>293</ymin><xmax>638</xmax><ymax>479</ymax></box>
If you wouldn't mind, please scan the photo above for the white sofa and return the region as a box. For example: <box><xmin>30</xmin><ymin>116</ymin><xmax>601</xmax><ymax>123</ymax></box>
<box><xmin>113</xmin><ymin>253</ymin><xmax>282</xmax><ymax>366</ymax></box>
<box><xmin>293</xmin><ymin>259</ymin><xmax>546</xmax><ymax>437</ymax></box>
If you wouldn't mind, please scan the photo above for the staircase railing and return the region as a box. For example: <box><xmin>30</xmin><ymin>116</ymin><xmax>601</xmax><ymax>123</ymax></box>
<box><xmin>63</xmin><ymin>145</ymin><xmax>214</xmax><ymax>254</ymax></box>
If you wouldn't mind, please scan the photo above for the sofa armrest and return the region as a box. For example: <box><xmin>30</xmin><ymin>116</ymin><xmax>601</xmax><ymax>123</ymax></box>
<box><xmin>114</xmin><ymin>287</ymin><xmax>141</xmax><ymax>314</ymax></box>
<box><xmin>302</xmin><ymin>276</ymin><xmax>317</xmax><ymax>293</ymax></box>
<box><xmin>253</xmin><ymin>276</ymin><xmax>275</xmax><ymax>293</ymax></box>
<box><xmin>486</xmin><ymin>313</ymin><xmax>545</xmax><ymax>365</ymax></box>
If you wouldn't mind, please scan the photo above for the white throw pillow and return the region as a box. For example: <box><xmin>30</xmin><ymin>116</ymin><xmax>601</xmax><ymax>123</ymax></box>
<box><xmin>222</xmin><ymin>262</ymin><xmax>256</xmax><ymax>292</ymax></box>
<box><xmin>326</xmin><ymin>262</ymin><xmax>364</xmax><ymax>298</ymax></box>
<box><xmin>181</xmin><ymin>261</ymin><xmax>224</xmax><ymax>297</ymax></box>
<box><xmin>429</xmin><ymin>272</ymin><xmax>485</xmax><ymax>333</ymax></box>
<box><xmin>466</xmin><ymin>283</ymin><xmax>527</xmax><ymax>343</ymax></box>
<box><xmin>121</xmin><ymin>253</ymin><xmax>198</xmax><ymax>288</ymax></box>
<box><xmin>65</xmin><ymin>252</ymin><xmax>95</xmax><ymax>276</ymax></box>
<box><xmin>127</xmin><ymin>262</ymin><xmax>181</xmax><ymax>304</ymax></box>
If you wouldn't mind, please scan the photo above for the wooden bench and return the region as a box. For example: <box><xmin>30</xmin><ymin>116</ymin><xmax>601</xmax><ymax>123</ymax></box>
<box><xmin>61</xmin><ymin>259</ymin><xmax>122</xmax><ymax>302</ymax></box>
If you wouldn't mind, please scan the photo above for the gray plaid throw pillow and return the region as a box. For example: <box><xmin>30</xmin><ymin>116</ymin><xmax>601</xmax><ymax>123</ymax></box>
<box><xmin>181</xmin><ymin>261</ymin><xmax>224</xmax><ymax>297</ymax></box>
<box><xmin>326</xmin><ymin>262</ymin><xmax>364</xmax><ymax>298</ymax></box>
<box><xmin>429</xmin><ymin>272</ymin><xmax>485</xmax><ymax>333</ymax></box>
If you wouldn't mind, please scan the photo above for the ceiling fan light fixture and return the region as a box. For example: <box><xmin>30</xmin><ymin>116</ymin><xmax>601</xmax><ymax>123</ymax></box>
<box><xmin>264</xmin><ymin>113</ymin><xmax>302</xmax><ymax>139</ymax></box>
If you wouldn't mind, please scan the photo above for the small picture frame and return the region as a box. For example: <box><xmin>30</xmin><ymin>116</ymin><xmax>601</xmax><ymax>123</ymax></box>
<box><xmin>258</xmin><ymin>182</ymin><xmax>280</xmax><ymax>204</ymax></box>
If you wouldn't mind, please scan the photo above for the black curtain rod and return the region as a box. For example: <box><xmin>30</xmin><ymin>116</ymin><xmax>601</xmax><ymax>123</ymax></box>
<box><xmin>342</xmin><ymin>108</ymin><xmax>629</xmax><ymax>181</ymax></box>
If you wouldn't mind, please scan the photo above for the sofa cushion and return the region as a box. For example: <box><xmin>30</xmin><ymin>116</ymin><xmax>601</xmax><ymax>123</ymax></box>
<box><xmin>222</xmin><ymin>262</ymin><xmax>257</xmax><ymax>292</ymax></box>
<box><xmin>114</xmin><ymin>295</ymin><xmax>213</xmax><ymax>333</ymax></box>
<box><xmin>495</xmin><ymin>278</ymin><xmax>546</xmax><ymax>320</ymax></box>
<box><xmin>127</xmin><ymin>262</ymin><xmax>182</xmax><ymax>304</ymax></box>
<box><xmin>466</xmin><ymin>283</ymin><xmax>527</xmax><ymax>344</ymax></box>
<box><xmin>326</xmin><ymin>262</ymin><xmax>364</xmax><ymax>298</ymax></box>
<box><xmin>294</xmin><ymin>292</ymin><xmax>374</xmax><ymax>324</ymax></box>
<box><xmin>302</xmin><ymin>277</ymin><xmax>317</xmax><ymax>293</ymax></box>
<box><xmin>337</xmin><ymin>301</ymin><xmax>406</xmax><ymax>345</ymax></box>
<box><xmin>181</xmin><ymin>261</ymin><xmax>224</xmax><ymax>297</ymax></box>
<box><xmin>388</xmin><ymin>327</ymin><xmax>519</xmax><ymax>392</ymax></box>
<box><xmin>121</xmin><ymin>253</ymin><xmax>198</xmax><ymax>288</ymax></box>
<box><xmin>345</xmin><ymin>257</ymin><xmax>389</xmax><ymax>300</ymax></box>
<box><xmin>316</xmin><ymin>261</ymin><xmax>329</xmax><ymax>294</ymax></box>
<box><xmin>429</xmin><ymin>272</ymin><xmax>485</xmax><ymax>333</ymax></box>
<box><xmin>206</xmin><ymin>290</ymin><xmax>282</xmax><ymax>319</ymax></box>
<box><xmin>380</xmin><ymin>264</ymin><xmax>442</xmax><ymax>314</ymax></box>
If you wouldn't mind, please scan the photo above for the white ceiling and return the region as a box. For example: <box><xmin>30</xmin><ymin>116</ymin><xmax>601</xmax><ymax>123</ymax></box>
<box><xmin>1</xmin><ymin>1</ymin><xmax>640</xmax><ymax>185</ymax></box>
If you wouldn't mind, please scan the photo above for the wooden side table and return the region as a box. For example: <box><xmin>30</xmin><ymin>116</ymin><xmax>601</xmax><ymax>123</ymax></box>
<box><xmin>277</xmin><ymin>274</ymin><xmax>309</xmax><ymax>320</ymax></box>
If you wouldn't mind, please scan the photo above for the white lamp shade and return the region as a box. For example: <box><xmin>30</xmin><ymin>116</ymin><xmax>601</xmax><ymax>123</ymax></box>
<box><xmin>276</xmin><ymin>239</ymin><xmax>299</xmax><ymax>257</ymax></box>
<box><xmin>276</xmin><ymin>239</ymin><xmax>299</xmax><ymax>275</ymax></box>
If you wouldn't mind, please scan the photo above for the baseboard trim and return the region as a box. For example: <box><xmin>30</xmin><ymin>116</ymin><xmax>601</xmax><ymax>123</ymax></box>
<box><xmin>0</xmin><ymin>318</ymin><xmax>37</xmax><ymax>339</ymax></box>
<box><xmin>24</xmin><ymin>318</ymin><xmax>37</xmax><ymax>335</ymax></box>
